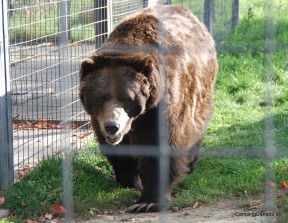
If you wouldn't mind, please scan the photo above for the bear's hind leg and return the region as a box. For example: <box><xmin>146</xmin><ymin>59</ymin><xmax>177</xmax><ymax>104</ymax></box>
<box><xmin>187</xmin><ymin>139</ymin><xmax>202</xmax><ymax>173</ymax></box>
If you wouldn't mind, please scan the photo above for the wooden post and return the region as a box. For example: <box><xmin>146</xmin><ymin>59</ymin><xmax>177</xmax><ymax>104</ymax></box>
<box><xmin>143</xmin><ymin>0</ymin><xmax>148</xmax><ymax>8</ymax></box>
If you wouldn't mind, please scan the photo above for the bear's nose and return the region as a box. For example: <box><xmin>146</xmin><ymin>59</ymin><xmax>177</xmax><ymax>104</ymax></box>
<box><xmin>104</xmin><ymin>122</ymin><xmax>120</xmax><ymax>135</ymax></box>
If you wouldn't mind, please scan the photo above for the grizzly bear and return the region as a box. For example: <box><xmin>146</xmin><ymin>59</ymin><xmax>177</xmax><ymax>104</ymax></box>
<box><xmin>79</xmin><ymin>5</ymin><xmax>218</xmax><ymax>212</ymax></box>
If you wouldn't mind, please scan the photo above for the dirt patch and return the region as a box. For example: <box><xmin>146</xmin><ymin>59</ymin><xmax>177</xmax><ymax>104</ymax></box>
<box><xmin>82</xmin><ymin>196</ymin><xmax>279</xmax><ymax>223</ymax></box>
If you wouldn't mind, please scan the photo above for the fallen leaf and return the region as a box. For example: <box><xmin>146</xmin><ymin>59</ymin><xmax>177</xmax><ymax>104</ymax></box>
<box><xmin>34</xmin><ymin>120</ymin><xmax>54</xmax><ymax>129</ymax></box>
<box><xmin>15</xmin><ymin>121</ymin><xmax>34</xmax><ymax>130</ymax></box>
<box><xmin>38</xmin><ymin>119</ymin><xmax>48</xmax><ymax>122</ymax></box>
<box><xmin>89</xmin><ymin>208</ymin><xmax>100</xmax><ymax>215</ymax></box>
<box><xmin>55</xmin><ymin>124</ymin><xmax>63</xmax><ymax>129</ymax></box>
<box><xmin>192</xmin><ymin>201</ymin><xmax>199</xmax><ymax>209</ymax></box>
<box><xmin>114</xmin><ymin>199</ymin><xmax>122</xmax><ymax>204</ymax></box>
<box><xmin>15</xmin><ymin>165</ymin><xmax>35</xmax><ymax>181</ymax></box>
<box><xmin>247</xmin><ymin>205</ymin><xmax>259</xmax><ymax>210</ymax></box>
<box><xmin>262</xmin><ymin>181</ymin><xmax>275</xmax><ymax>186</ymax></box>
<box><xmin>79</xmin><ymin>131</ymin><xmax>93</xmax><ymax>139</ymax></box>
<box><xmin>45</xmin><ymin>213</ymin><xmax>53</xmax><ymax>220</ymax></box>
<box><xmin>52</xmin><ymin>204</ymin><xmax>67</xmax><ymax>214</ymax></box>
<box><xmin>26</xmin><ymin>220</ymin><xmax>38</xmax><ymax>223</ymax></box>
<box><xmin>282</xmin><ymin>179</ymin><xmax>288</xmax><ymax>189</ymax></box>
<box><xmin>89</xmin><ymin>209</ymin><xmax>95</xmax><ymax>216</ymax></box>
<box><xmin>70</xmin><ymin>123</ymin><xmax>78</xmax><ymax>129</ymax></box>
<box><xmin>0</xmin><ymin>197</ymin><xmax>5</xmax><ymax>205</ymax></box>
<box><xmin>104</xmin><ymin>210</ymin><xmax>113</xmax><ymax>214</ymax></box>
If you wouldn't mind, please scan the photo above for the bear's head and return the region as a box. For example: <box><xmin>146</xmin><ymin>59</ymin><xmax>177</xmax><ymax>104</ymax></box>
<box><xmin>79</xmin><ymin>53</ymin><xmax>161</xmax><ymax>145</ymax></box>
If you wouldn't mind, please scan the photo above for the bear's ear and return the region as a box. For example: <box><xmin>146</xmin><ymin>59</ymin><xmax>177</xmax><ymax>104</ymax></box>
<box><xmin>137</xmin><ymin>57</ymin><xmax>162</xmax><ymax>109</ymax></box>
<box><xmin>80</xmin><ymin>58</ymin><xmax>96</xmax><ymax>81</ymax></box>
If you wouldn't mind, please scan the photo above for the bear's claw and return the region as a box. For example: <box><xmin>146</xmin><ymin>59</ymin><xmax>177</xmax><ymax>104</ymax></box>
<box><xmin>125</xmin><ymin>203</ymin><xmax>160</xmax><ymax>213</ymax></box>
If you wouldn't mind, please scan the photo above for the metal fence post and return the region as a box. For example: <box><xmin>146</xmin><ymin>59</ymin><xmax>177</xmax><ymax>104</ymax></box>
<box><xmin>94</xmin><ymin>0</ymin><xmax>108</xmax><ymax>49</ymax></box>
<box><xmin>143</xmin><ymin>0</ymin><xmax>148</xmax><ymax>8</ymax></box>
<box><xmin>0</xmin><ymin>0</ymin><xmax>14</xmax><ymax>190</ymax></box>
<box><xmin>59</xmin><ymin>0</ymin><xmax>74</xmax><ymax>220</ymax></box>
<box><xmin>204</xmin><ymin>0</ymin><xmax>213</xmax><ymax>33</ymax></box>
<box><xmin>232</xmin><ymin>0</ymin><xmax>239</xmax><ymax>29</ymax></box>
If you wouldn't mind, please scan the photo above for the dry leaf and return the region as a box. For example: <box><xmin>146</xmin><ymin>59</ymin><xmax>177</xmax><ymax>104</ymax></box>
<box><xmin>114</xmin><ymin>199</ymin><xmax>122</xmax><ymax>204</ymax></box>
<box><xmin>89</xmin><ymin>209</ymin><xmax>95</xmax><ymax>216</ymax></box>
<box><xmin>52</xmin><ymin>204</ymin><xmax>67</xmax><ymax>214</ymax></box>
<box><xmin>262</xmin><ymin>181</ymin><xmax>275</xmax><ymax>186</ymax></box>
<box><xmin>0</xmin><ymin>197</ymin><xmax>5</xmax><ymax>205</ymax></box>
<box><xmin>70</xmin><ymin>123</ymin><xmax>78</xmax><ymax>129</ymax></box>
<box><xmin>45</xmin><ymin>213</ymin><xmax>53</xmax><ymax>220</ymax></box>
<box><xmin>280</xmin><ymin>167</ymin><xmax>286</xmax><ymax>173</ymax></box>
<box><xmin>247</xmin><ymin>205</ymin><xmax>259</xmax><ymax>210</ymax></box>
<box><xmin>192</xmin><ymin>201</ymin><xmax>199</xmax><ymax>209</ymax></box>
<box><xmin>26</xmin><ymin>220</ymin><xmax>38</xmax><ymax>223</ymax></box>
<box><xmin>282</xmin><ymin>179</ymin><xmax>288</xmax><ymax>189</ymax></box>
<box><xmin>79</xmin><ymin>131</ymin><xmax>93</xmax><ymax>139</ymax></box>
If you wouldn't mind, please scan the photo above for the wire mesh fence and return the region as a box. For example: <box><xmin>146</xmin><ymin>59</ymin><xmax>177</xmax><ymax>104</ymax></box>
<box><xmin>1</xmin><ymin>0</ymin><xmax>286</xmax><ymax>222</ymax></box>
<box><xmin>8</xmin><ymin>1</ymin><xmax>93</xmax><ymax>180</ymax></box>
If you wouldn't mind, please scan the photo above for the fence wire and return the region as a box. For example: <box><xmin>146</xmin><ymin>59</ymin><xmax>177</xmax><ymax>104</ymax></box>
<box><xmin>3</xmin><ymin>0</ymin><xmax>282</xmax><ymax>222</ymax></box>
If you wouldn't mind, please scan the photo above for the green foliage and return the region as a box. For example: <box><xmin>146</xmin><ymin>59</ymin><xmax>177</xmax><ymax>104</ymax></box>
<box><xmin>173</xmin><ymin>158</ymin><xmax>265</xmax><ymax>207</ymax></box>
<box><xmin>8</xmin><ymin>0</ymin><xmax>96</xmax><ymax>43</ymax></box>
<box><xmin>1</xmin><ymin>158</ymin><xmax>62</xmax><ymax>218</ymax></box>
<box><xmin>277</xmin><ymin>196</ymin><xmax>288</xmax><ymax>223</ymax></box>
<box><xmin>219</xmin><ymin>0</ymin><xmax>288</xmax><ymax>54</ymax></box>
<box><xmin>0</xmin><ymin>147</ymin><xmax>137</xmax><ymax>220</ymax></box>
<box><xmin>0</xmin><ymin>219</ymin><xmax>14</xmax><ymax>223</ymax></box>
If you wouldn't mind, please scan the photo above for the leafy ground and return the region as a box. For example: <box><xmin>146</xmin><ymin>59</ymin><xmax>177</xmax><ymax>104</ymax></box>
<box><xmin>1</xmin><ymin>0</ymin><xmax>288</xmax><ymax>222</ymax></box>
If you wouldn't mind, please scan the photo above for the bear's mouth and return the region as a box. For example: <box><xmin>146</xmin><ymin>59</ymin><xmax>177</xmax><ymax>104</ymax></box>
<box><xmin>106</xmin><ymin>133</ymin><xmax>122</xmax><ymax>145</ymax></box>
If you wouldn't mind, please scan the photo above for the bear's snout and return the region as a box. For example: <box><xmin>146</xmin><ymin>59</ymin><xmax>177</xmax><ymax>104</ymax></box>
<box><xmin>104</xmin><ymin>121</ymin><xmax>120</xmax><ymax>135</ymax></box>
<box><xmin>98</xmin><ymin>104</ymin><xmax>133</xmax><ymax>145</ymax></box>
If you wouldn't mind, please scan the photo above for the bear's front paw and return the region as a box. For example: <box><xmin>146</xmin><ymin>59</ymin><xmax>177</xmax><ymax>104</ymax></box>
<box><xmin>125</xmin><ymin>203</ymin><xmax>161</xmax><ymax>213</ymax></box>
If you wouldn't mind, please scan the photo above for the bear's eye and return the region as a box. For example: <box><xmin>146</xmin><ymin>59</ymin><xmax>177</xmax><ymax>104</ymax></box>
<box><xmin>98</xmin><ymin>95</ymin><xmax>109</xmax><ymax>101</ymax></box>
<box><xmin>142</xmin><ymin>78</ymin><xmax>148</xmax><ymax>85</ymax></box>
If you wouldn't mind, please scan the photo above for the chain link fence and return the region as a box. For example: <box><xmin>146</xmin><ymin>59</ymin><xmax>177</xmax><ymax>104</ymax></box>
<box><xmin>1</xmin><ymin>0</ymin><xmax>238</xmax><ymax>194</ymax></box>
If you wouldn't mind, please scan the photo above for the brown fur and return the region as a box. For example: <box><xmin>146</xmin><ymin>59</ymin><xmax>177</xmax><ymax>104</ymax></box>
<box><xmin>79</xmin><ymin>5</ymin><xmax>218</xmax><ymax>212</ymax></box>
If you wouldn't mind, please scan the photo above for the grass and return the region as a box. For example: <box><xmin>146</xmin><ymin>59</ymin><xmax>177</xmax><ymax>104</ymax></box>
<box><xmin>1</xmin><ymin>0</ymin><xmax>288</xmax><ymax>222</ymax></box>
<box><xmin>173</xmin><ymin>158</ymin><xmax>266</xmax><ymax>207</ymax></box>
<box><xmin>9</xmin><ymin>0</ymin><xmax>97</xmax><ymax>43</ymax></box>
